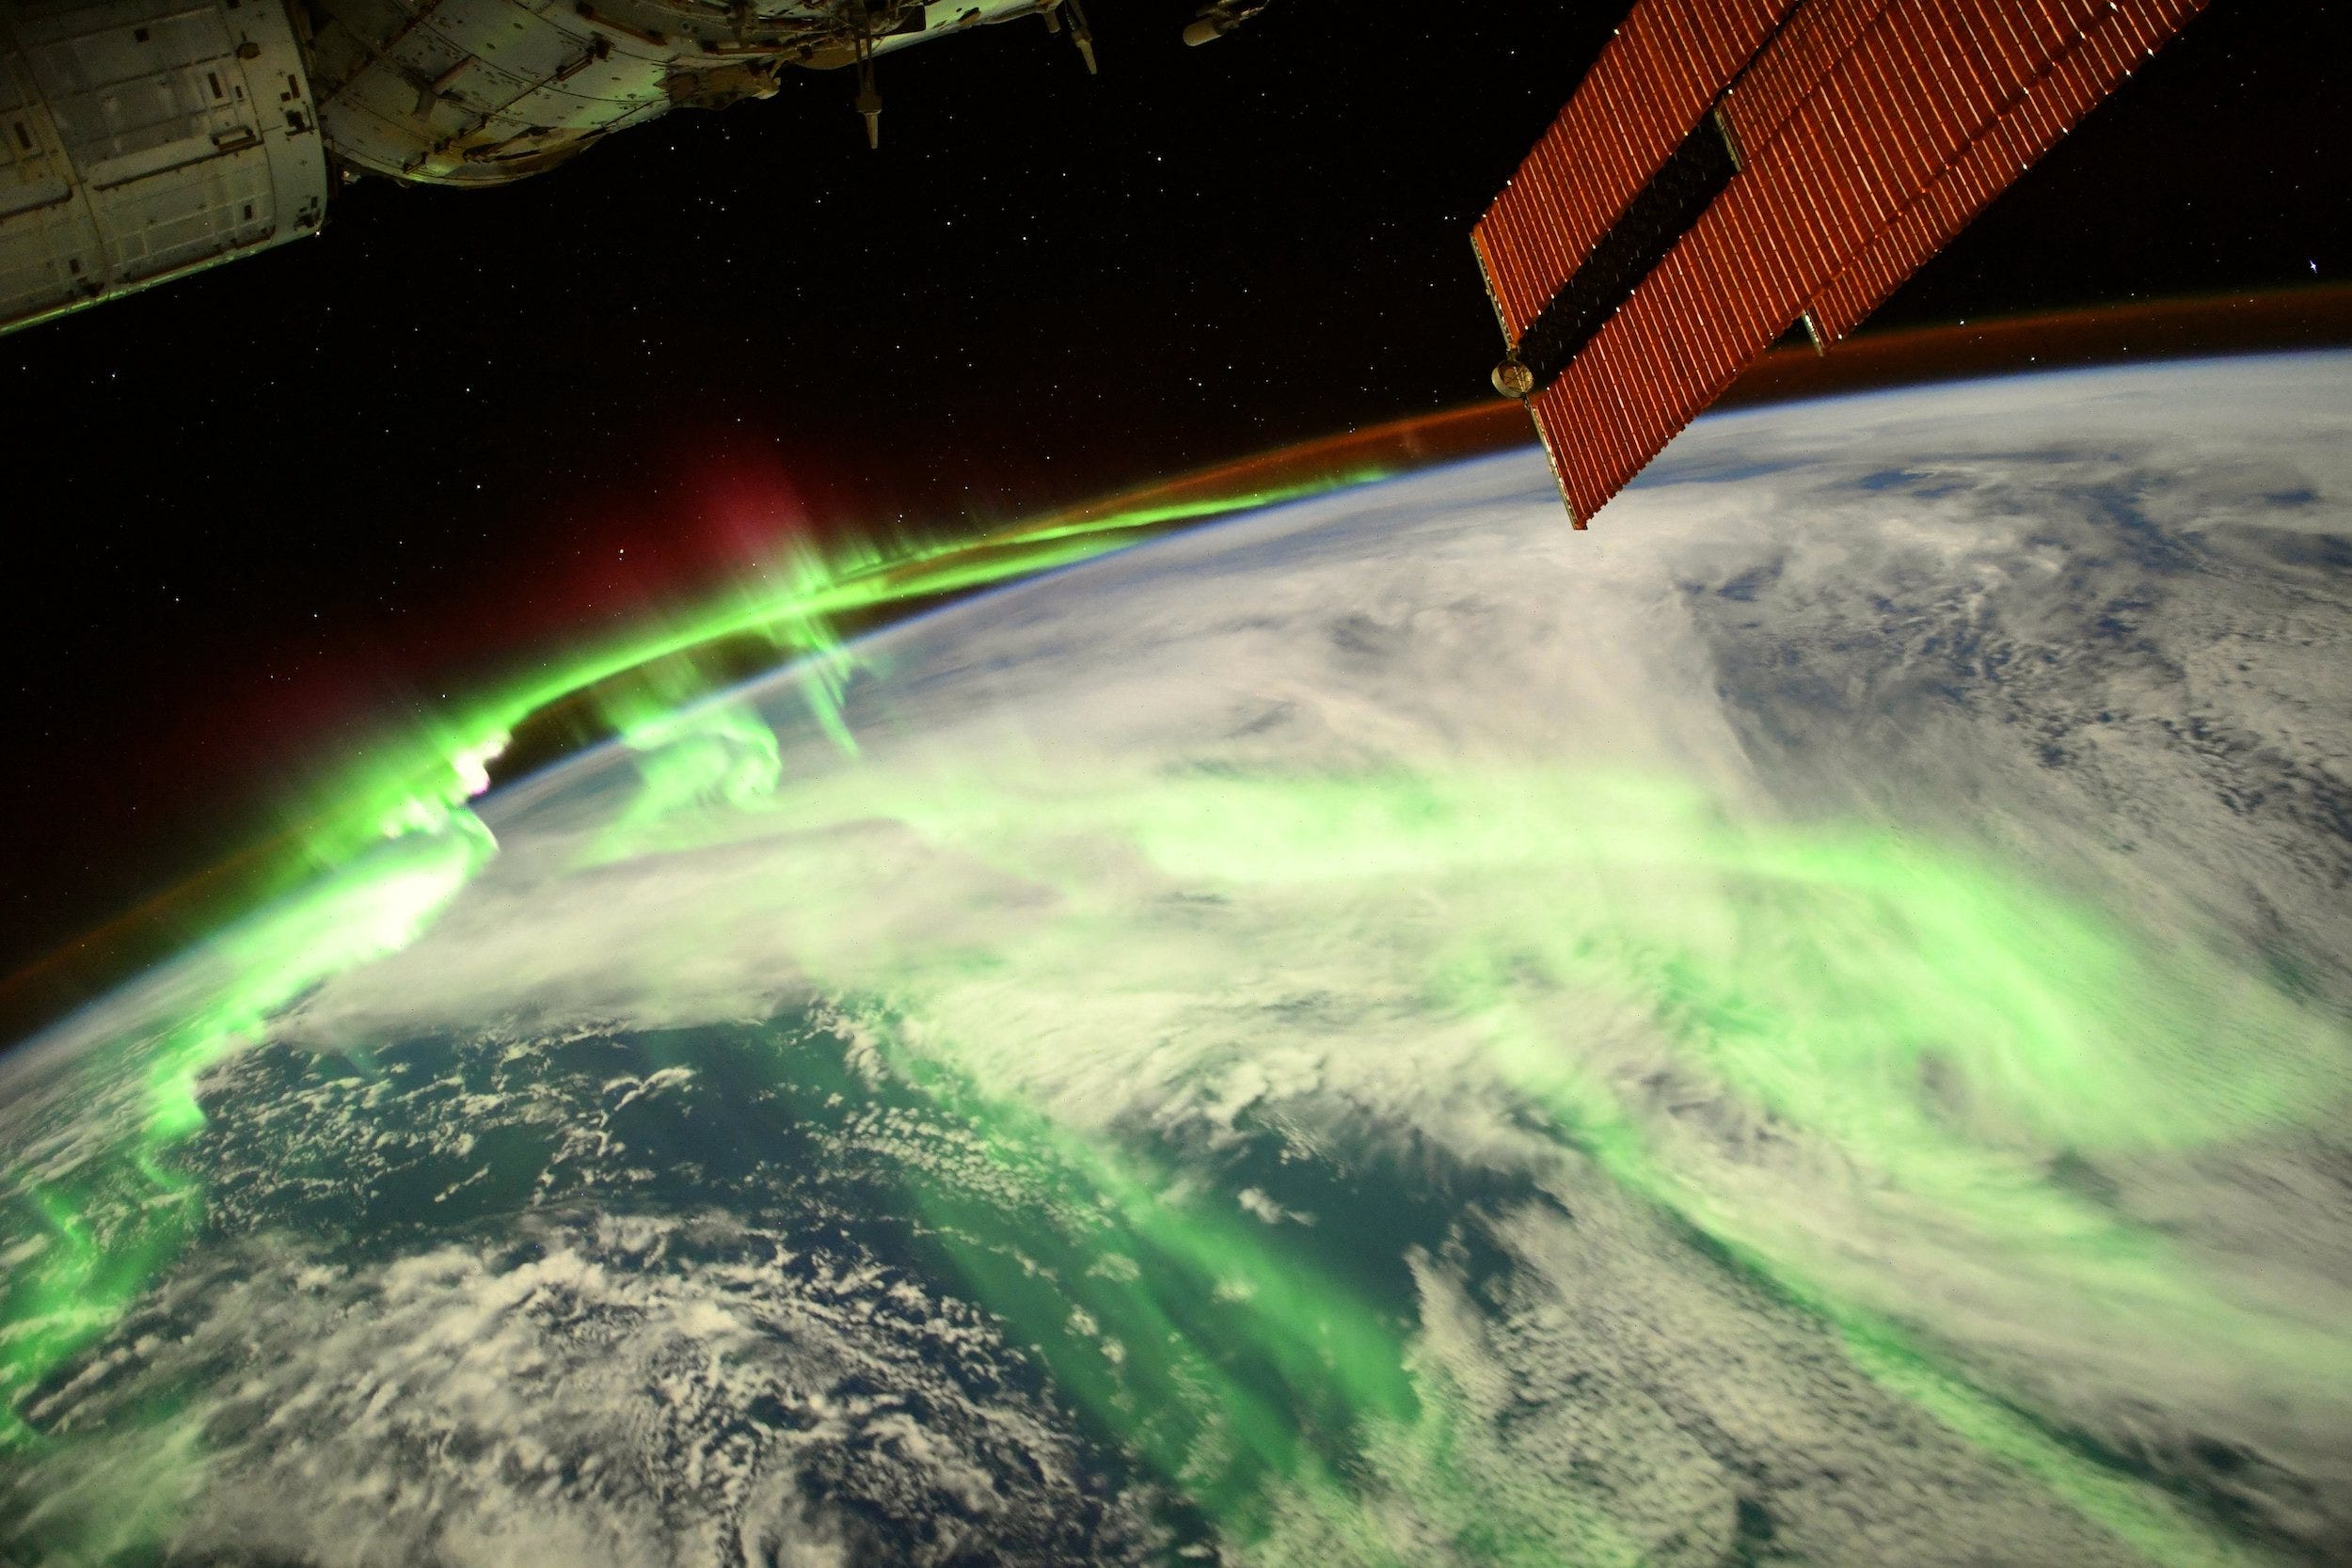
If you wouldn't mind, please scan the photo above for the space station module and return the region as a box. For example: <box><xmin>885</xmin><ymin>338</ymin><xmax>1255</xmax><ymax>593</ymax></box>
<box><xmin>0</xmin><ymin>0</ymin><xmax>1131</xmax><ymax>335</ymax></box>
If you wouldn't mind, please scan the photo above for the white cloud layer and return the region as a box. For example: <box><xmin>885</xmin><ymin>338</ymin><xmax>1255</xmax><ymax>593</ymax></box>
<box><xmin>8</xmin><ymin>356</ymin><xmax>2351</xmax><ymax>1566</ymax></box>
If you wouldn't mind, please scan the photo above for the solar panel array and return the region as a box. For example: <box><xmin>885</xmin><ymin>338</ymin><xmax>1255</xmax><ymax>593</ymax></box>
<box><xmin>1808</xmin><ymin>0</ymin><xmax>2207</xmax><ymax>341</ymax></box>
<box><xmin>1470</xmin><ymin>0</ymin><xmax>1794</xmax><ymax>348</ymax></box>
<box><xmin>1473</xmin><ymin>0</ymin><xmax>2208</xmax><ymax>526</ymax></box>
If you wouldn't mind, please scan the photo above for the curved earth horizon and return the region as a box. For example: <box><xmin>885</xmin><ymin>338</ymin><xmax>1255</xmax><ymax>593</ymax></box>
<box><xmin>3</xmin><ymin>352</ymin><xmax>2348</xmax><ymax>1568</ymax></box>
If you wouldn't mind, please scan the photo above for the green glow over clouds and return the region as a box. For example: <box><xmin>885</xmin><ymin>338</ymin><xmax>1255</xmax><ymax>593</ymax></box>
<box><xmin>0</xmin><ymin>470</ymin><xmax>1375</xmax><ymax>1466</ymax></box>
<box><xmin>3</xmin><ymin>455</ymin><xmax>2344</xmax><ymax>1564</ymax></box>
<box><xmin>708</xmin><ymin>759</ymin><xmax>2344</xmax><ymax>1565</ymax></box>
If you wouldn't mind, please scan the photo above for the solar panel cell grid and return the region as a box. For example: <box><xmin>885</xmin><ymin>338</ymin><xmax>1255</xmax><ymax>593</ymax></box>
<box><xmin>1619</xmin><ymin>333</ymin><xmax>1661</xmax><ymax>446</ymax></box>
<box><xmin>1652</xmin><ymin>11</ymin><xmax>1707</xmax><ymax>112</ymax></box>
<box><xmin>1589</xmin><ymin>74</ymin><xmax>1645</xmax><ymax>199</ymax></box>
<box><xmin>1675</xmin><ymin>236</ymin><xmax>1731</xmax><ymax>371</ymax></box>
<box><xmin>1676</xmin><ymin>253</ymin><xmax>1724</xmax><ymax>376</ymax></box>
<box><xmin>1628</xmin><ymin>295</ymin><xmax>1677</xmax><ymax>399</ymax></box>
<box><xmin>2002</xmin><ymin>0</ymin><xmax>2074</xmax><ymax>58</ymax></box>
<box><xmin>1981</xmin><ymin>0</ymin><xmax>2037</xmax><ymax>76</ymax></box>
<box><xmin>1472</xmin><ymin>0</ymin><xmax>2206</xmax><ymax>524</ymax></box>
<box><xmin>1761</xmin><ymin>9</ymin><xmax>1833</xmax><ymax>128</ymax></box>
<box><xmin>1849</xmin><ymin>35</ymin><xmax>1931</xmax><ymax>196</ymax></box>
<box><xmin>1525</xmin><ymin>147</ymin><xmax>1572</xmax><ymax>305</ymax></box>
<box><xmin>1751</xmin><ymin>166</ymin><xmax>1808</xmax><ymax>308</ymax></box>
<box><xmin>1809</xmin><ymin>0</ymin><xmax>2208</xmax><ymax>339</ymax></box>
<box><xmin>1620</xmin><ymin>66</ymin><xmax>1683</xmax><ymax>161</ymax></box>
<box><xmin>1550</xmin><ymin>168</ymin><xmax>1595</xmax><ymax>312</ymax></box>
<box><xmin>1811</xmin><ymin>113</ymin><xmax>1870</xmax><ymax>255</ymax></box>
<box><xmin>1917</xmin><ymin>12</ymin><xmax>1993</xmax><ymax>145</ymax></box>
<box><xmin>1514</xmin><ymin>172</ymin><xmax>1557</xmax><ymax>319</ymax></box>
<box><xmin>1726</xmin><ymin>0</ymin><xmax>1890</xmax><ymax>156</ymax></box>
<box><xmin>1778</xmin><ymin>123</ymin><xmax>1828</xmax><ymax>271</ymax></box>
<box><xmin>1485</xmin><ymin>186</ymin><xmax>1530</xmax><ymax>319</ymax></box>
<box><xmin>1524</xmin><ymin>392</ymin><xmax>1578</xmax><ymax>517</ymax></box>
<box><xmin>1788</xmin><ymin>119</ymin><xmax>1844</xmax><ymax>271</ymax></box>
<box><xmin>1663</xmin><ymin>272</ymin><xmax>1708</xmax><ymax>381</ymax></box>
<box><xmin>1565</xmin><ymin>376</ymin><xmax>1610</xmax><ymax>516</ymax></box>
<box><xmin>1568</xmin><ymin>399</ymin><xmax>1611</xmax><ymax>515</ymax></box>
<box><xmin>1471</xmin><ymin>0</ymin><xmax>1796</xmax><ymax>342</ymax></box>
<box><xmin>1563</xmin><ymin>382</ymin><xmax>1600</xmax><ymax>513</ymax></box>
<box><xmin>1531</xmin><ymin>378</ymin><xmax>1585</xmax><ymax>514</ymax></box>
<box><xmin>1955</xmin><ymin>6</ymin><xmax>2020</xmax><ymax>122</ymax></box>
<box><xmin>1671</xmin><ymin>0</ymin><xmax>1729</xmax><ymax>79</ymax></box>
<box><xmin>1995</xmin><ymin>0</ymin><xmax>2069</xmax><ymax>92</ymax></box>
<box><xmin>1623</xmin><ymin>28</ymin><xmax>1671</xmax><ymax>130</ymax></box>
<box><xmin>1510</xmin><ymin>23</ymin><xmax>1940</xmax><ymax>512</ymax></box>
<box><xmin>1906</xmin><ymin>8</ymin><xmax>1978</xmax><ymax>151</ymax></box>
<box><xmin>1476</xmin><ymin>224</ymin><xmax>1518</xmax><ymax>333</ymax></box>
<box><xmin>1594</xmin><ymin>333</ymin><xmax>1641</xmax><ymax>463</ymax></box>
<box><xmin>1847</xmin><ymin>93</ymin><xmax>1902</xmax><ymax>231</ymax></box>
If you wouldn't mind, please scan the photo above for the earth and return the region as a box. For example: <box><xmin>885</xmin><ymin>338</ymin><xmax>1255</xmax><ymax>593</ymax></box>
<box><xmin>4</xmin><ymin>353</ymin><xmax>2350</xmax><ymax>1568</ymax></box>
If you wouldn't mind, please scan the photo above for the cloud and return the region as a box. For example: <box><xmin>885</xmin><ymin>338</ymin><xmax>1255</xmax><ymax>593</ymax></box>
<box><xmin>259</xmin><ymin>357</ymin><xmax>2352</xmax><ymax>1560</ymax></box>
<box><xmin>18</xmin><ymin>356</ymin><xmax>2352</xmax><ymax>1565</ymax></box>
<box><xmin>6</xmin><ymin>1209</ymin><xmax>1146</xmax><ymax>1568</ymax></box>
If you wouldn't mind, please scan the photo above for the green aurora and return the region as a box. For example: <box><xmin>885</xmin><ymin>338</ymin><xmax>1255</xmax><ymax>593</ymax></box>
<box><xmin>648</xmin><ymin>753</ymin><xmax>2340</xmax><ymax>1566</ymax></box>
<box><xmin>3</xmin><ymin>460</ymin><xmax>2347</xmax><ymax>1564</ymax></box>
<box><xmin>0</xmin><ymin>472</ymin><xmax>1364</xmax><ymax>1457</ymax></box>
<box><xmin>0</xmin><ymin>471</ymin><xmax>1366</xmax><ymax>1461</ymax></box>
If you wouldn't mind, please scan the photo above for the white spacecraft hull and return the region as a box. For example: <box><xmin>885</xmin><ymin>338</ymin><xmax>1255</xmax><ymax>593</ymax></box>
<box><xmin>1</xmin><ymin>0</ymin><xmax>326</xmax><ymax>335</ymax></box>
<box><xmin>0</xmin><ymin>0</ymin><xmax>1068</xmax><ymax>336</ymax></box>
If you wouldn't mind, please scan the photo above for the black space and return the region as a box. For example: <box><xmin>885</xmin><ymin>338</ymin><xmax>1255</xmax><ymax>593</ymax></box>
<box><xmin>3</xmin><ymin>0</ymin><xmax>2346</xmax><ymax>1022</ymax></box>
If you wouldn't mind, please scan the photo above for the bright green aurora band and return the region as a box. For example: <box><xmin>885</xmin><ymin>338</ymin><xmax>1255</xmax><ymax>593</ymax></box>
<box><xmin>2</xmin><ymin>465</ymin><xmax>2344</xmax><ymax>1566</ymax></box>
<box><xmin>0</xmin><ymin>472</ymin><xmax>1372</xmax><ymax>1463</ymax></box>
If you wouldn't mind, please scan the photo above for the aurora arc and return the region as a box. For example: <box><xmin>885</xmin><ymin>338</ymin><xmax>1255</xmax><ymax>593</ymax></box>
<box><xmin>2</xmin><ymin>423</ymin><xmax>2346</xmax><ymax>1564</ymax></box>
<box><xmin>0</xmin><ymin>457</ymin><xmax>1383</xmax><ymax>1461</ymax></box>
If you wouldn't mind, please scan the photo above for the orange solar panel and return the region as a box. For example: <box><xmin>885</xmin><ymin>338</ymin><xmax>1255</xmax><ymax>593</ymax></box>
<box><xmin>1470</xmin><ymin>0</ymin><xmax>1796</xmax><ymax>345</ymax></box>
<box><xmin>1475</xmin><ymin>0</ymin><xmax>2209</xmax><ymax>527</ymax></box>
<box><xmin>1719</xmin><ymin>0</ymin><xmax>1893</xmax><ymax>162</ymax></box>
<box><xmin>1807</xmin><ymin>0</ymin><xmax>2208</xmax><ymax>341</ymax></box>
